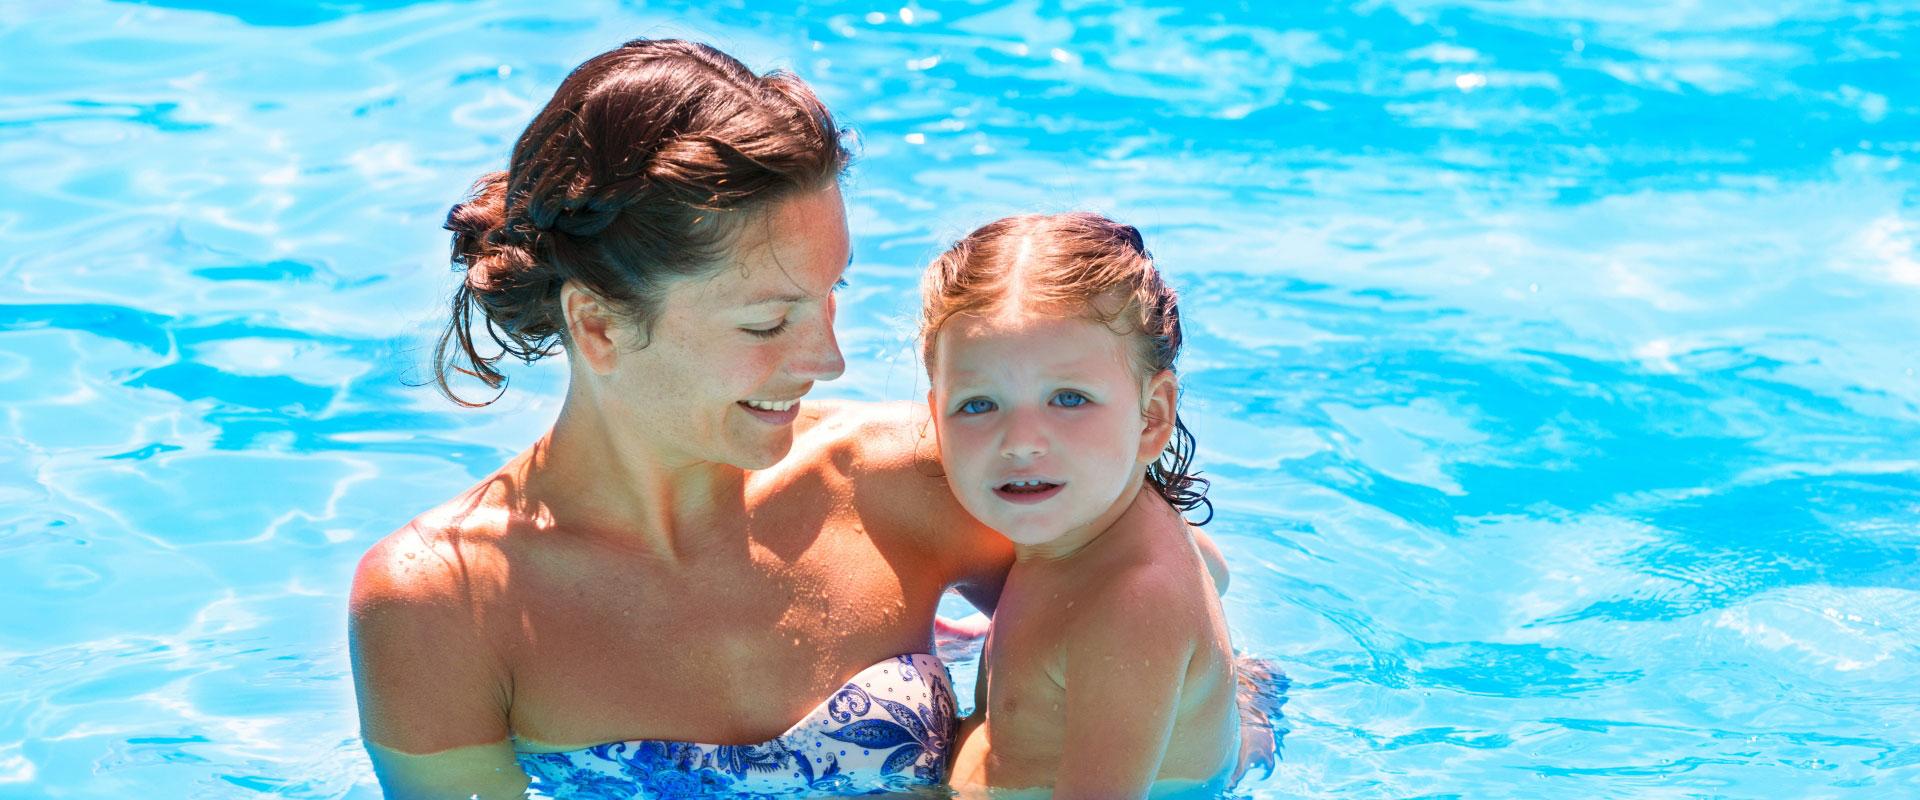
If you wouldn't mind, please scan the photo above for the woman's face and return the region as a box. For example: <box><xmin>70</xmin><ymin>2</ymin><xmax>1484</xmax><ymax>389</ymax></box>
<box><xmin>604</xmin><ymin>183</ymin><xmax>851</xmax><ymax>471</ymax></box>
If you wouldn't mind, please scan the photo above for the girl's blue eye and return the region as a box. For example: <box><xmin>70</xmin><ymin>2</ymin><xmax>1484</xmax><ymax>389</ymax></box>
<box><xmin>833</xmin><ymin>277</ymin><xmax>850</xmax><ymax>292</ymax></box>
<box><xmin>1052</xmin><ymin>390</ymin><xmax>1089</xmax><ymax>408</ymax></box>
<box><xmin>958</xmin><ymin>398</ymin><xmax>996</xmax><ymax>415</ymax></box>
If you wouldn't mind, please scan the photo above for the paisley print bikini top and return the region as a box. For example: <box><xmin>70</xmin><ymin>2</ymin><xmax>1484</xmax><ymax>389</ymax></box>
<box><xmin>515</xmin><ymin>653</ymin><xmax>956</xmax><ymax>798</ymax></box>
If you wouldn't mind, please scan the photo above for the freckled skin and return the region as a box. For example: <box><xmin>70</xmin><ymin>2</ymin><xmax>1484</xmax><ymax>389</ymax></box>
<box><xmin>349</xmin><ymin>186</ymin><xmax>1016</xmax><ymax>799</ymax></box>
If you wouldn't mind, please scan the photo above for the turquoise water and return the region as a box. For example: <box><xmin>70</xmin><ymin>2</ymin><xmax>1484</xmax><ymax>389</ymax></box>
<box><xmin>3</xmin><ymin>0</ymin><xmax>1918</xmax><ymax>797</ymax></box>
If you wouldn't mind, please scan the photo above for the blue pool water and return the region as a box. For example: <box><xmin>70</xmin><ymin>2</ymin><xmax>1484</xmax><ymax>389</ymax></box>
<box><xmin>3</xmin><ymin>1</ymin><xmax>1918</xmax><ymax>797</ymax></box>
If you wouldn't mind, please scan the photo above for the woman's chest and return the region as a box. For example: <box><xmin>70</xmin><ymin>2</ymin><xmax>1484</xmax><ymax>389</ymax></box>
<box><xmin>499</xmin><ymin>523</ymin><xmax>944</xmax><ymax>746</ymax></box>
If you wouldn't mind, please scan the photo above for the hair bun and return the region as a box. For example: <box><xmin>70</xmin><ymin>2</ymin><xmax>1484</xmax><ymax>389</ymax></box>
<box><xmin>445</xmin><ymin>170</ymin><xmax>510</xmax><ymax>270</ymax></box>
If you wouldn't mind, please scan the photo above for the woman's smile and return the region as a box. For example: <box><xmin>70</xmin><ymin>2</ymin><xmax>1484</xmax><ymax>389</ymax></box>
<box><xmin>738</xmin><ymin>398</ymin><xmax>804</xmax><ymax>425</ymax></box>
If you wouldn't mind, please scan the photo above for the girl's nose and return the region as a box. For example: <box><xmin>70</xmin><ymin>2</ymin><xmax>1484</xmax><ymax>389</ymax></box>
<box><xmin>1000</xmin><ymin>409</ymin><xmax>1047</xmax><ymax>461</ymax></box>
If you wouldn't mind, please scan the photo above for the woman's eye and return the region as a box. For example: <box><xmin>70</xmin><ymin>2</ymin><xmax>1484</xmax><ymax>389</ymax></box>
<box><xmin>833</xmin><ymin>277</ymin><xmax>850</xmax><ymax>293</ymax></box>
<box><xmin>745</xmin><ymin>321</ymin><xmax>788</xmax><ymax>338</ymax></box>
<box><xmin>958</xmin><ymin>398</ymin><xmax>996</xmax><ymax>415</ymax></box>
<box><xmin>1052</xmin><ymin>390</ymin><xmax>1089</xmax><ymax>408</ymax></box>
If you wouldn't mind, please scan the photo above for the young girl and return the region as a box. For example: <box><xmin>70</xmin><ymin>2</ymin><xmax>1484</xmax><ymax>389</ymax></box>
<box><xmin>921</xmin><ymin>213</ymin><xmax>1239</xmax><ymax>797</ymax></box>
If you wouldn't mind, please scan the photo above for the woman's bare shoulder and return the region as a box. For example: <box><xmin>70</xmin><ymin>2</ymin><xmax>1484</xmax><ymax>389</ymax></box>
<box><xmin>793</xmin><ymin>399</ymin><xmax>939</xmax><ymax>476</ymax></box>
<box><xmin>791</xmin><ymin>400</ymin><xmax>1013</xmax><ymax>603</ymax></box>
<box><xmin>354</xmin><ymin>494</ymin><xmax>507</xmax><ymax>605</ymax></box>
<box><xmin>789</xmin><ymin>401</ymin><xmax>964</xmax><ymax>526</ymax></box>
<box><xmin>351</xmin><ymin>488</ymin><xmax>517</xmax><ymax>755</ymax></box>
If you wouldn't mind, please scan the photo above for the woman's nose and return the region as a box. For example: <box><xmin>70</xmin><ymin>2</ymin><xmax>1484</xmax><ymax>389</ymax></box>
<box><xmin>792</xmin><ymin>311</ymin><xmax>845</xmax><ymax>382</ymax></box>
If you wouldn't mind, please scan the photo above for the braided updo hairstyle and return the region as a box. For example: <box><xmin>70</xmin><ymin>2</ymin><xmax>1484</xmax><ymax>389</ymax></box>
<box><xmin>437</xmin><ymin>39</ymin><xmax>850</xmax><ymax>406</ymax></box>
<box><xmin>919</xmin><ymin>213</ymin><xmax>1212</xmax><ymax>524</ymax></box>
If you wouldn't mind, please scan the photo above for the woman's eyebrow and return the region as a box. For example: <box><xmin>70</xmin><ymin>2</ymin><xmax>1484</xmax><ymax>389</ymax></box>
<box><xmin>742</xmin><ymin>290</ymin><xmax>810</xmax><ymax>307</ymax></box>
<box><xmin>741</xmin><ymin>255</ymin><xmax>853</xmax><ymax>306</ymax></box>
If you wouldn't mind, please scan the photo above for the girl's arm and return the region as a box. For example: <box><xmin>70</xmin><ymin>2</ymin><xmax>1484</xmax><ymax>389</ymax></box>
<box><xmin>1053</xmin><ymin>572</ymin><xmax>1199</xmax><ymax>799</ymax></box>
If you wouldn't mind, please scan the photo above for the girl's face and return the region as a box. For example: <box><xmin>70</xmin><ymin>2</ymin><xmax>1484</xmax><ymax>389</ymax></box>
<box><xmin>586</xmin><ymin>183</ymin><xmax>850</xmax><ymax>471</ymax></box>
<box><xmin>929</xmin><ymin>310</ymin><xmax>1163</xmax><ymax>547</ymax></box>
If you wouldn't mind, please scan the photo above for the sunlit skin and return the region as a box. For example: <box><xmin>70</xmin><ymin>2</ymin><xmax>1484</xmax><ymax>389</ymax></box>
<box><xmin>929</xmin><ymin>310</ymin><xmax>1240</xmax><ymax>798</ymax></box>
<box><xmin>349</xmin><ymin>184</ymin><xmax>1019</xmax><ymax>799</ymax></box>
<box><xmin>930</xmin><ymin>313</ymin><xmax>1156</xmax><ymax>553</ymax></box>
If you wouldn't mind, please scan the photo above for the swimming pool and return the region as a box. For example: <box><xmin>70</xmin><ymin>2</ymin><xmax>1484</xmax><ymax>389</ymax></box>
<box><xmin>3</xmin><ymin>0</ymin><xmax>1917</xmax><ymax>797</ymax></box>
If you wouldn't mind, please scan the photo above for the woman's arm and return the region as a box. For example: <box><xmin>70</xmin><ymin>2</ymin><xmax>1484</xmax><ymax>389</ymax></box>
<box><xmin>350</xmin><ymin>529</ymin><xmax>529</xmax><ymax>800</ymax></box>
<box><xmin>361</xmin><ymin>741</ymin><xmax>528</xmax><ymax>800</ymax></box>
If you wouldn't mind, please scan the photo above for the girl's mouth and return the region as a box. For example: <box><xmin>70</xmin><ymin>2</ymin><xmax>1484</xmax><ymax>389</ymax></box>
<box><xmin>993</xmin><ymin>480</ymin><xmax>1064</xmax><ymax>504</ymax></box>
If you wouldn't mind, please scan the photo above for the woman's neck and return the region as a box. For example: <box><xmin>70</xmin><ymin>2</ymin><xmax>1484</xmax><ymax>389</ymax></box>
<box><xmin>521</xmin><ymin>392</ymin><xmax>749</xmax><ymax>562</ymax></box>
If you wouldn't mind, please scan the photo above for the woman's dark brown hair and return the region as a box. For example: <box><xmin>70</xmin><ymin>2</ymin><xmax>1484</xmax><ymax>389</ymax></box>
<box><xmin>436</xmin><ymin>39</ymin><xmax>850</xmax><ymax>406</ymax></box>
<box><xmin>920</xmin><ymin>213</ymin><xmax>1212</xmax><ymax>524</ymax></box>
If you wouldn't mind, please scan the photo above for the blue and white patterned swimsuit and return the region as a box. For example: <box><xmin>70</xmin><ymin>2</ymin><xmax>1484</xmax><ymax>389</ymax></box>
<box><xmin>516</xmin><ymin>653</ymin><xmax>955</xmax><ymax>798</ymax></box>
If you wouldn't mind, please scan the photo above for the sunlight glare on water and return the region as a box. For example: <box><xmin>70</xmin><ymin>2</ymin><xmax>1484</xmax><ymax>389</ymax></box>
<box><xmin>1</xmin><ymin>0</ymin><xmax>1917</xmax><ymax>797</ymax></box>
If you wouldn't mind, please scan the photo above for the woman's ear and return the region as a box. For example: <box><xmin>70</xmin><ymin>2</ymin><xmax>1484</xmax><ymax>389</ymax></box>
<box><xmin>561</xmin><ymin>283</ymin><xmax>620</xmax><ymax>375</ymax></box>
<box><xmin>1137</xmin><ymin>369</ymin><xmax>1178</xmax><ymax>465</ymax></box>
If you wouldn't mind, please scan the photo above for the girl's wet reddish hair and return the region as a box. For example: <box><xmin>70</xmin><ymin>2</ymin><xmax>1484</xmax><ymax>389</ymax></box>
<box><xmin>920</xmin><ymin>213</ymin><xmax>1212</xmax><ymax>524</ymax></box>
<box><xmin>436</xmin><ymin>39</ymin><xmax>850</xmax><ymax>406</ymax></box>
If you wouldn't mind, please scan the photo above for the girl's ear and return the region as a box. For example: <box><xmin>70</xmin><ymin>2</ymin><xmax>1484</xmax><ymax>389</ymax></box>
<box><xmin>562</xmin><ymin>283</ymin><xmax>621</xmax><ymax>375</ymax></box>
<box><xmin>1137</xmin><ymin>369</ymin><xmax>1178</xmax><ymax>465</ymax></box>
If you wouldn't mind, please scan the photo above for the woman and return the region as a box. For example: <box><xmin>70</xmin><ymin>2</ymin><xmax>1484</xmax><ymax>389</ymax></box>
<box><xmin>350</xmin><ymin>39</ymin><xmax>1231</xmax><ymax>798</ymax></box>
